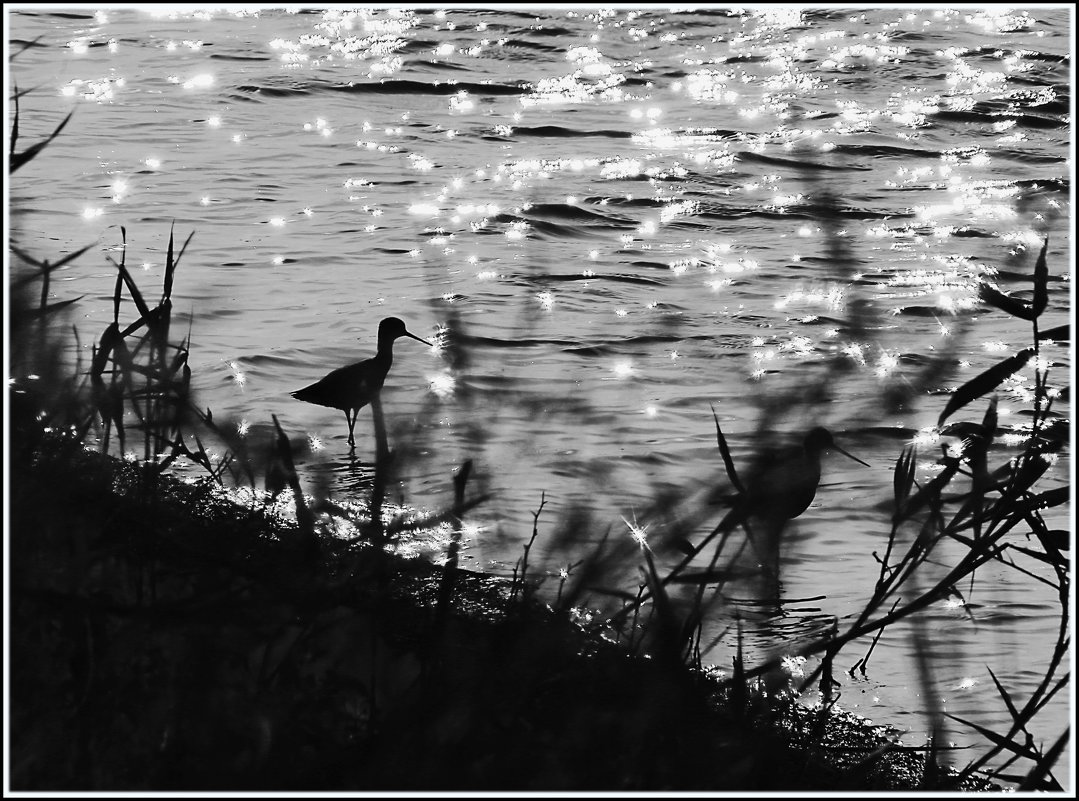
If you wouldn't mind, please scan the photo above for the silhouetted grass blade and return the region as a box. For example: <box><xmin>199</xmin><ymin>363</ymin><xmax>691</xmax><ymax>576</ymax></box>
<box><xmin>894</xmin><ymin>457</ymin><xmax>960</xmax><ymax>523</ymax></box>
<box><xmin>965</xmin><ymin>396</ymin><xmax>998</xmax><ymax>493</ymax></box>
<box><xmin>1031</xmin><ymin>237</ymin><xmax>1048</xmax><ymax>319</ymax></box>
<box><xmin>936</xmin><ymin>349</ymin><xmax>1033</xmax><ymax>427</ymax></box>
<box><xmin>9</xmin><ymin>36</ymin><xmax>45</xmax><ymax>61</ymax></box>
<box><xmin>893</xmin><ymin>445</ymin><xmax>916</xmax><ymax>508</ymax></box>
<box><xmin>162</xmin><ymin>224</ymin><xmax>195</xmax><ymax>303</ymax></box>
<box><xmin>980</xmin><ymin>395</ymin><xmax>998</xmax><ymax>436</ymax></box>
<box><xmin>1005</xmin><ymin>454</ymin><xmax>1058</xmax><ymax>497</ymax></box>
<box><xmin>109</xmin><ymin>253</ymin><xmax>152</xmax><ymax>326</ymax></box>
<box><xmin>10</xmin><ymin>243</ymin><xmax>94</xmax><ymax>285</ymax></box>
<box><xmin>271</xmin><ymin>413</ymin><xmax>315</xmax><ymax>546</ymax></box>
<box><xmin>711</xmin><ymin>404</ymin><xmax>744</xmax><ymax>495</ymax></box>
<box><xmin>1040</xmin><ymin>529</ymin><xmax>1069</xmax><ymax>553</ymax></box>
<box><xmin>977</xmin><ymin>281</ymin><xmax>1034</xmax><ymax>320</ymax></box>
<box><xmin>641</xmin><ymin>542</ymin><xmax>685</xmax><ymax>661</ymax></box>
<box><xmin>1019</xmin><ymin>730</ymin><xmax>1069</xmax><ymax>792</ymax></box>
<box><xmin>665</xmin><ymin>567</ymin><xmax>757</xmax><ymax>584</ymax></box>
<box><xmin>25</xmin><ymin>296</ymin><xmax>84</xmax><ymax>318</ymax></box>
<box><xmin>9</xmin><ymin>80</ymin><xmax>21</xmax><ymax>158</ymax></box>
<box><xmin>1037</xmin><ymin>323</ymin><xmax>1069</xmax><ymax>342</ymax></box>
<box><xmin>986</xmin><ymin>666</ymin><xmax>1021</xmax><ymax>722</ymax></box>
<box><xmin>164</xmin><ymin>225</ymin><xmax>176</xmax><ymax>301</ymax></box>
<box><xmin>976</xmin><ymin>237</ymin><xmax>1050</xmax><ymax>322</ymax></box>
<box><xmin>943</xmin><ymin>712</ymin><xmax>1041</xmax><ymax>761</ymax></box>
<box><xmin>90</xmin><ymin>324</ymin><xmax>118</xmax><ymax>375</ymax></box>
<box><xmin>10</xmin><ymin>110</ymin><xmax>73</xmax><ymax>173</ymax></box>
<box><xmin>1025</xmin><ymin>486</ymin><xmax>1068</xmax><ymax>512</ymax></box>
<box><xmin>1008</xmin><ymin>541</ymin><xmax>1067</xmax><ymax>569</ymax></box>
<box><xmin>672</xmin><ymin>538</ymin><xmax>697</xmax><ymax>557</ymax></box>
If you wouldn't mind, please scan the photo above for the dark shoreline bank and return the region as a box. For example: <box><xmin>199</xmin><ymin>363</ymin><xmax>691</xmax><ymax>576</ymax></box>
<box><xmin>10</xmin><ymin>435</ymin><xmax>997</xmax><ymax>792</ymax></box>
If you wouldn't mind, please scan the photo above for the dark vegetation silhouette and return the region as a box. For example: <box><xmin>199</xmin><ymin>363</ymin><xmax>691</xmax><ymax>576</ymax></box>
<box><xmin>7</xmin><ymin>88</ymin><xmax>1070</xmax><ymax>792</ymax></box>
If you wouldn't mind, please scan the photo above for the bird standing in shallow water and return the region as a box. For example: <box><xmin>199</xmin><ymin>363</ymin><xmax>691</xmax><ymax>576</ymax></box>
<box><xmin>608</xmin><ymin>425</ymin><xmax>870</xmax><ymax>632</ymax></box>
<box><xmin>741</xmin><ymin>426</ymin><xmax>869</xmax><ymax>524</ymax></box>
<box><xmin>735</xmin><ymin>426</ymin><xmax>869</xmax><ymax>573</ymax></box>
<box><xmin>291</xmin><ymin>316</ymin><xmax>430</xmax><ymax>448</ymax></box>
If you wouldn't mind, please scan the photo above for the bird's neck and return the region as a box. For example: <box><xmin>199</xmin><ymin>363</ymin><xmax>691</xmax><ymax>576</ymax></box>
<box><xmin>374</xmin><ymin>337</ymin><xmax>396</xmax><ymax>365</ymax></box>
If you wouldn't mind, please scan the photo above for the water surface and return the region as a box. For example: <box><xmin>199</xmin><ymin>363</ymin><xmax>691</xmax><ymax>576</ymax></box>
<box><xmin>8</xmin><ymin>6</ymin><xmax>1072</xmax><ymax>783</ymax></box>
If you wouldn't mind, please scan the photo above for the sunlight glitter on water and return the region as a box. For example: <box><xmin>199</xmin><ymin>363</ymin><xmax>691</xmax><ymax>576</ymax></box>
<box><xmin>11</xmin><ymin>7</ymin><xmax>1070</xmax><ymax>773</ymax></box>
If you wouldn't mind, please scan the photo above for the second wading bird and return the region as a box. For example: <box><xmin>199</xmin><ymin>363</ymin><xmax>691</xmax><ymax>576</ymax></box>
<box><xmin>732</xmin><ymin>426</ymin><xmax>870</xmax><ymax>574</ymax></box>
<box><xmin>742</xmin><ymin>426</ymin><xmax>869</xmax><ymax>523</ymax></box>
<box><xmin>291</xmin><ymin>316</ymin><xmax>431</xmax><ymax>448</ymax></box>
<box><xmin>601</xmin><ymin>424</ymin><xmax>871</xmax><ymax>633</ymax></box>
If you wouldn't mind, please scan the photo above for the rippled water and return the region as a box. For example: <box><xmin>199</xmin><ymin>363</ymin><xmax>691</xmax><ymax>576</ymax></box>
<box><xmin>8</xmin><ymin>6</ymin><xmax>1072</xmax><ymax>782</ymax></box>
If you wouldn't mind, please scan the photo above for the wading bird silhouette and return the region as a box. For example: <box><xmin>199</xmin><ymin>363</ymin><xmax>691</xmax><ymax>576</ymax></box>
<box><xmin>609</xmin><ymin>423</ymin><xmax>872</xmax><ymax>637</ymax></box>
<box><xmin>722</xmin><ymin>425</ymin><xmax>870</xmax><ymax>577</ymax></box>
<box><xmin>291</xmin><ymin>316</ymin><xmax>431</xmax><ymax>448</ymax></box>
<box><xmin>675</xmin><ymin>423</ymin><xmax>871</xmax><ymax>583</ymax></box>
<box><xmin>740</xmin><ymin>426</ymin><xmax>870</xmax><ymax>526</ymax></box>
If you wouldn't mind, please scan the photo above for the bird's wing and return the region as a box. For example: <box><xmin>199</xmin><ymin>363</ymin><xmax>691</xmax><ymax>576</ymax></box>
<box><xmin>293</xmin><ymin>358</ymin><xmax>378</xmax><ymax>408</ymax></box>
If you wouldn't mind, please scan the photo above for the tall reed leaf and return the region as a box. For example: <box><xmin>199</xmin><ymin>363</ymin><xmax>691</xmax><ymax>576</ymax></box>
<box><xmin>24</xmin><ymin>297</ymin><xmax>84</xmax><ymax>318</ymax></box>
<box><xmin>1019</xmin><ymin>729</ymin><xmax>1068</xmax><ymax>792</ymax></box>
<box><xmin>711</xmin><ymin>404</ymin><xmax>744</xmax><ymax>494</ymax></box>
<box><xmin>10</xmin><ymin>110</ymin><xmax>73</xmax><ymax>173</ymax></box>
<box><xmin>109</xmin><ymin>254</ymin><xmax>152</xmax><ymax>328</ymax></box>
<box><xmin>943</xmin><ymin>713</ymin><xmax>1041</xmax><ymax>761</ymax></box>
<box><xmin>978</xmin><ymin>282</ymin><xmax>1035</xmax><ymax>320</ymax></box>
<box><xmin>1023</xmin><ymin>513</ymin><xmax>1069</xmax><ymax>558</ymax></box>
<box><xmin>1037</xmin><ymin>323</ymin><xmax>1069</xmax><ymax>342</ymax></box>
<box><xmin>893</xmin><ymin>457</ymin><xmax>960</xmax><ymax>523</ymax></box>
<box><xmin>975</xmin><ymin>238</ymin><xmax>1050</xmax><ymax>322</ymax></box>
<box><xmin>162</xmin><ymin>224</ymin><xmax>194</xmax><ymax>303</ymax></box>
<box><xmin>164</xmin><ymin>225</ymin><xmax>176</xmax><ymax>302</ymax></box>
<box><xmin>1023</xmin><ymin>486</ymin><xmax>1069</xmax><ymax>512</ymax></box>
<box><xmin>937</xmin><ymin>349</ymin><xmax>1033</xmax><ymax>427</ymax></box>
<box><xmin>1030</xmin><ymin>237</ymin><xmax>1049</xmax><ymax>319</ymax></box>
<box><xmin>893</xmin><ymin>444</ymin><xmax>916</xmax><ymax>508</ymax></box>
<box><xmin>10</xmin><ymin>243</ymin><xmax>94</xmax><ymax>285</ymax></box>
<box><xmin>986</xmin><ymin>666</ymin><xmax>1021</xmax><ymax>721</ymax></box>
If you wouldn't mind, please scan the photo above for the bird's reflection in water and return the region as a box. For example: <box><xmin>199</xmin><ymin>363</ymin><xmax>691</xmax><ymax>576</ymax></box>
<box><xmin>296</xmin><ymin>449</ymin><xmax>381</xmax><ymax>500</ymax></box>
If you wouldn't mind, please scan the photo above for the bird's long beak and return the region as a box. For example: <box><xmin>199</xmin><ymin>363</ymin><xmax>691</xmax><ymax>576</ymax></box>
<box><xmin>404</xmin><ymin>330</ymin><xmax>432</xmax><ymax>347</ymax></box>
<box><xmin>834</xmin><ymin>445</ymin><xmax>870</xmax><ymax>467</ymax></box>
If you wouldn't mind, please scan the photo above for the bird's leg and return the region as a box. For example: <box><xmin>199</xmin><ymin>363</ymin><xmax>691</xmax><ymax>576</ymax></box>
<box><xmin>345</xmin><ymin>409</ymin><xmax>356</xmax><ymax>448</ymax></box>
<box><xmin>742</xmin><ymin>516</ymin><xmax>779</xmax><ymax>579</ymax></box>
